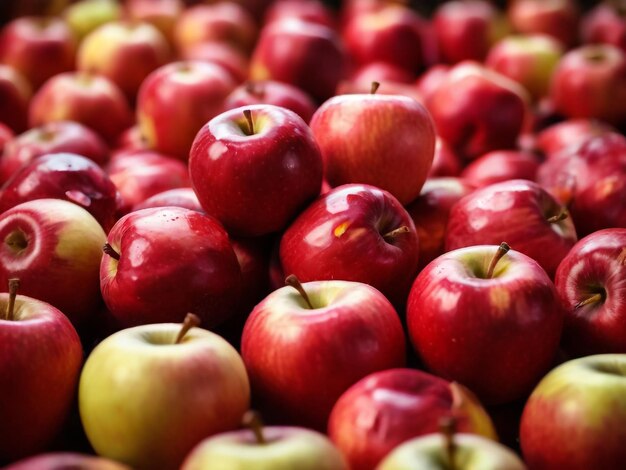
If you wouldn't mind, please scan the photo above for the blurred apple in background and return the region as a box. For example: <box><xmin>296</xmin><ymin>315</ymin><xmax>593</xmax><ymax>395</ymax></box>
<box><xmin>264</xmin><ymin>0</ymin><xmax>335</xmax><ymax>28</ymax></box>
<box><xmin>180</xmin><ymin>41</ymin><xmax>249</xmax><ymax>83</ymax></box>
<box><xmin>535</xmin><ymin>118</ymin><xmax>613</xmax><ymax>159</ymax></box>
<box><xmin>427</xmin><ymin>138</ymin><xmax>462</xmax><ymax>177</ymax></box>
<box><xmin>460</xmin><ymin>149</ymin><xmax>540</xmax><ymax>187</ymax></box>
<box><xmin>507</xmin><ymin>0</ymin><xmax>580</xmax><ymax>48</ymax></box>
<box><xmin>63</xmin><ymin>0</ymin><xmax>122</xmax><ymax>42</ymax></box>
<box><xmin>0</xmin><ymin>64</ymin><xmax>31</xmax><ymax>133</ymax></box>
<box><xmin>581</xmin><ymin>2</ymin><xmax>626</xmax><ymax>53</ymax></box>
<box><xmin>350</xmin><ymin>61</ymin><xmax>415</xmax><ymax>85</ymax></box>
<box><xmin>0</xmin><ymin>123</ymin><xmax>13</xmax><ymax>154</ymax></box>
<box><xmin>124</xmin><ymin>0</ymin><xmax>183</xmax><ymax>45</ymax></box>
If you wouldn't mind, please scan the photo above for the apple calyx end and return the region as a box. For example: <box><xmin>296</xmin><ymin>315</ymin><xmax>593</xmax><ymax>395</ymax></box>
<box><xmin>439</xmin><ymin>415</ymin><xmax>458</xmax><ymax>470</ymax></box>
<box><xmin>5</xmin><ymin>278</ymin><xmax>20</xmax><ymax>321</ymax></box>
<box><xmin>370</xmin><ymin>81</ymin><xmax>380</xmax><ymax>94</ymax></box>
<box><xmin>103</xmin><ymin>243</ymin><xmax>120</xmax><ymax>261</ymax></box>
<box><xmin>242</xmin><ymin>410</ymin><xmax>267</xmax><ymax>445</ymax></box>
<box><xmin>174</xmin><ymin>313</ymin><xmax>201</xmax><ymax>344</ymax></box>
<box><xmin>243</xmin><ymin>109</ymin><xmax>255</xmax><ymax>135</ymax></box>
<box><xmin>285</xmin><ymin>274</ymin><xmax>315</xmax><ymax>309</ymax></box>
<box><xmin>486</xmin><ymin>242</ymin><xmax>510</xmax><ymax>279</ymax></box>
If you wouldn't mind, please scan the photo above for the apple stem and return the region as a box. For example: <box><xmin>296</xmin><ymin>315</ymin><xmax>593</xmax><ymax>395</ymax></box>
<box><xmin>103</xmin><ymin>243</ymin><xmax>120</xmax><ymax>261</ymax></box>
<box><xmin>383</xmin><ymin>225</ymin><xmax>410</xmax><ymax>241</ymax></box>
<box><xmin>285</xmin><ymin>274</ymin><xmax>314</xmax><ymax>309</ymax></box>
<box><xmin>440</xmin><ymin>416</ymin><xmax>457</xmax><ymax>470</ymax></box>
<box><xmin>370</xmin><ymin>81</ymin><xmax>380</xmax><ymax>94</ymax></box>
<box><xmin>174</xmin><ymin>313</ymin><xmax>201</xmax><ymax>344</ymax></box>
<box><xmin>242</xmin><ymin>410</ymin><xmax>267</xmax><ymax>445</ymax></box>
<box><xmin>5</xmin><ymin>278</ymin><xmax>19</xmax><ymax>321</ymax></box>
<box><xmin>486</xmin><ymin>242</ymin><xmax>510</xmax><ymax>279</ymax></box>
<box><xmin>243</xmin><ymin>109</ymin><xmax>254</xmax><ymax>135</ymax></box>
<box><xmin>546</xmin><ymin>209</ymin><xmax>569</xmax><ymax>223</ymax></box>
<box><xmin>575</xmin><ymin>292</ymin><xmax>604</xmax><ymax>309</ymax></box>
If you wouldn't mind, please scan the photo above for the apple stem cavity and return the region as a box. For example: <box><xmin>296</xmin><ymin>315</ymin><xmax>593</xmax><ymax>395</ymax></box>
<box><xmin>242</xmin><ymin>410</ymin><xmax>267</xmax><ymax>445</ymax></box>
<box><xmin>546</xmin><ymin>209</ymin><xmax>569</xmax><ymax>223</ymax></box>
<box><xmin>575</xmin><ymin>292</ymin><xmax>605</xmax><ymax>309</ymax></box>
<box><xmin>103</xmin><ymin>243</ymin><xmax>120</xmax><ymax>261</ymax></box>
<box><xmin>383</xmin><ymin>225</ymin><xmax>410</xmax><ymax>242</ymax></box>
<box><xmin>285</xmin><ymin>274</ymin><xmax>314</xmax><ymax>309</ymax></box>
<box><xmin>486</xmin><ymin>242</ymin><xmax>510</xmax><ymax>279</ymax></box>
<box><xmin>370</xmin><ymin>81</ymin><xmax>380</xmax><ymax>94</ymax></box>
<box><xmin>440</xmin><ymin>416</ymin><xmax>457</xmax><ymax>470</ymax></box>
<box><xmin>243</xmin><ymin>109</ymin><xmax>255</xmax><ymax>135</ymax></box>
<box><xmin>174</xmin><ymin>313</ymin><xmax>201</xmax><ymax>344</ymax></box>
<box><xmin>245</xmin><ymin>81</ymin><xmax>264</xmax><ymax>98</ymax></box>
<box><xmin>5</xmin><ymin>278</ymin><xmax>20</xmax><ymax>321</ymax></box>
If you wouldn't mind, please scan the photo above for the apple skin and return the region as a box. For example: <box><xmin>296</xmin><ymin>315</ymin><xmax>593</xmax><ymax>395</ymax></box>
<box><xmin>136</xmin><ymin>60</ymin><xmax>236</xmax><ymax>161</ymax></box>
<box><xmin>3</xmin><ymin>452</ymin><xmax>131</xmax><ymax>470</ymax></box>
<box><xmin>279</xmin><ymin>184</ymin><xmax>420</xmax><ymax>306</ymax></box>
<box><xmin>508</xmin><ymin>0</ymin><xmax>580</xmax><ymax>48</ymax></box>
<box><xmin>460</xmin><ymin>150</ymin><xmax>540</xmax><ymax>187</ymax></box>
<box><xmin>310</xmin><ymin>93</ymin><xmax>435</xmax><ymax>205</ymax></box>
<box><xmin>520</xmin><ymin>354</ymin><xmax>626</xmax><ymax>470</ymax></box>
<box><xmin>241</xmin><ymin>280</ymin><xmax>406</xmax><ymax>431</ymax></box>
<box><xmin>535</xmin><ymin>118</ymin><xmax>613</xmax><ymax>159</ymax></box>
<box><xmin>79</xmin><ymin>321</ymin><xmax>250</xmax><ymax>470</ymax></box>
<box><xmin>427</xmin><ymin>138</ymin><xmax>462</xmax><ymax>178</ymax></box>
<box><xmin>100</xmin><ymin>206</ymin><xmax>242</xmax><ymax>329</ymax></box>
<box><xmin>0</xmin><ymin>294</ymin><xmax>83</xmax><ymax>462</ymax></box>
<box><xmin>125</xmin><ymin>0</ymin><xmax>183</xmax><ymax>45</ymax></box>
<box><xmin>63</xmin><ymin>0</ymin><xmax>123</xmax><ymax>40</ymax></box>
<box><xmin>0</xmin><ymin>199</ymin><xmax>106</xmax><ymax>328</ymax></box>
<box><xmin>407</xmin><ymin>245</ymin><xmax>564</xmax><ymax>405</ymax></box>
<box><xmin>189</xmin><ymin>104</ymin><xmax>323</xmax><ymax>237</ymax></box>
<box><xmin>445</xmin><ymin>179</ymin><xmax>577</xmax><ymax>278</ymax></box>
<box><xmin>0</xmin><ymin>64</ymin><xmax>31</xmax><ymax>133</ymax></box>
<box><xmin>0</xmin><ymin>152</ymin><xmax>118</xmax><ymax>232</ymax></box>
<box><xmin>132</xmin><ymin>187</ymin><xmax>203</xmax><ymax>213</ymax></box>
<box><xmin>550</xmin><ymin>44</ymin><xmax>626</xmax><ymax>126</ymax></box>
<box><xmin>264</xmin><ymin>0</ymin><xmax>336</xmax><ymax>29</ymax></box>
<box><xmin>350</xmin><ymin>61</ymin><xmax>415</xmax><ymax>85</ymax></box>
<box><xmin>180</xmin><ymin>41</ymin><xmax>249</xmax><ymax>84</ymax></box>
<box><xmin>554</xmin><ymin>229</ymin><xmax>626</xmax><ymax>356</ymax></box>
<box><xmin>327</xmin><ymin>368</ymin><xmax>497</xmax><ymax>470</ymax></box>
<box><xmin>581</xmin><ymin>3</ymin><xmax>626</xmax><ymax>53</ymax></box>
<box><xmin>0</xmin><ymin>123</ymin><xmax>13</xmax><ymax>154</ymax></box>
<box><xmin>182</xmin><ymin>426</ymin><xmax>347</xmax><ymax>470</ymax></box>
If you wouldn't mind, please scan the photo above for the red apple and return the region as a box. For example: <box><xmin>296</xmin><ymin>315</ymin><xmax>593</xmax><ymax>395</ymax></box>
<box><xmin>428</xmin><ymin>137</ymin><xmax>463</xmax><ymax>178</ymax></box>
<box><xmin>4</xmin><ymin>453</ymin><xmax>130</xmax><ymax>470</ymax></box>
<box><xmin>350</xmin><ymin>61</ymin><xmax>415</xmax><ymax>85</ymax></box>
<box><xmin>0</xmin><ymin>64</ymin><xmax>31</xmax><ymax>133</ymax></box>
<box><xmin>508</xmin><ymin>0</ymin><xmax>580</xmax><ymax>48</ymax></box>
<box><xmin>124</xmin><ymin>0</ymin><xmax>184</xmax><ymax>45</ymax></box>
<box><xmin>180</xmin><ymin>41</ymin><xmax>249</xmax><ymax>84</ymax></box>
<box><xmin>0</xmin><ymin>123</ymin><xmax>13</xmax><ymax>155</ymax></box>
<box><xmin>416</xmin><ymin>64</ymin><xmax>450</xmax><ymax>102</ymax></box>
<box><xmin>581</xmin><ymin>2</ymin><xmax>626</xmax><ymax>53</ymax></box>
<box><xmin>535</xmin><ymin>118</ymin><xmax>614</xmax><ymax>159</ymax></box>
<box><xmin>264</xmin><ymin>0</ymin><xmax>336</xmax><ymax>28</ymax></box>
<box><xmin>132</xmin><ymin>187</ymin><xmax>203</xmax><ymax>213</ymax></box>
<box><xmin>460</xmin><ymin>150</ymin><xmax>541</xmax><ymax>187</ymax></box>
<box><xmin>335</xmin><ymin>79</ymin><xmax>424</xmax><ymax>102</ymax></box>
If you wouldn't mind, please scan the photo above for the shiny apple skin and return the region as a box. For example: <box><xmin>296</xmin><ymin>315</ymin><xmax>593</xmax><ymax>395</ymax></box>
<box><xmin>100</xmin><ymin>207</ymin><xmax>242</xmax><ymax>328</ymax></box>
<box><xmin>555</xmin><ymin>229</ymin><xmax>626</xmax><ymax>356</ymax></box>
<box><xmin>535</xmin><ymin>118</ymin><xmax>613</xmax><ymax>159</ymax></box>
<box><xmin>427</xmin><ymin>138</ymin><xmax>462</xmax><ymax>178</ymax></box>
<box><xmin>0</xmin><ymin>64</ymin><xmax>31</xmax><ymax>133</ymax></box>
<box><xmin>180</xmin><ymin>42</ymin><xmax>249</xmax><ymax>84</ymax></box>
<box><xmin>445</xmin><ymin>179</ymin><xmax>577</xmax><ymax>277</ymax></box>
<box><xmin>460</xmin><ymin>150</ymin><xmax>540</xmax><ymax>187</ymax></box>
<box><xmin>241</xmin><ymin>280</ymin><xmax>406</xmax><ymax>431</ymax></box>
<box><xmin>132</xmin><ymin>187</ymin><xmax>203</xmax><ymax>213</ymax></box>
<box><xmin>189</xmin><ymin>104</ymin><xmax>323</xmax><ymax>237</ymax></box>
<box><xmin>327</xmin><ymin>368</ymin><xmax>497</xmax><ymax>470</ymax></box>
<box><xmin>407</xmin><ymin>245</ymin><xmax>564</xmax><ymax>405</ymax></box>
<box><xmin>279</xmin><ymin>184</ymin><xmax>420</xmax><ymax>306</ymax></box>
<box><xmin>0</xmin><ymin>153</ymin><xmax>118</xmax><ymax>232</ymax></box>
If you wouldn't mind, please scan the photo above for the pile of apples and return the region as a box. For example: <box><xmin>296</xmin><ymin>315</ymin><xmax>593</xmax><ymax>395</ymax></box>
<box><xmin>1</xmin><ymin>0</ymin><xmax>626</xmax><ymax>468</ymax></box>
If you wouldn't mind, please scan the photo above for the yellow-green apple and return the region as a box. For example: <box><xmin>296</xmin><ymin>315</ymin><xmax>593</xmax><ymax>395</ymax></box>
<box><xmin>520</xmin><ymin>354</ymin><xmax>626</xmax><ymax>470</ymax></box>
<box><xmin>100</xmin><ymin>207</ymin><xmax>242</xmax><ymax>328</ymax></box>
<box><xmin>189</xmin><ymin>105</ymin><xmax>323</xmax><ymax>237</ymax></box>
<box><xmin>350</xmin><ymin>61</ymin><xmax>415</xmax><ymax>85</ymax></box>
<box><xmin>328</xmin><ymin>368</ymin><xmax>497</xmax><ymax>470</ymax></box>
<box><xmin>535</xmin><ymin>118</ymin><xmax>613</xmax><ymax>159</ymax></box>
<box><xmin>181</xmin><ymin>411</ymin><xmax>348</xmax><ymax>470</ymax></box>
<box><xmin>445</xmin><ymin>179</ymin><xmax>577</xmax><ymax>277</ymax></box>
<box><xmin>406</xmin><ymin>177</ymin><xmax>475</xmax><ymax>270</ymax></box>
<box><xmin>79</xmin><ymin>314</ymin><xmax>250</xmax><ymax>470</ymax></box>
<box><xmin>224</xmin><ymin>81</ymin><xmax>317</xmax><ymax>123</ymax></box>
<box><xmin>279</xmin><ymin>184</ymin><xmax>420</xmax><ymax>306</ymax></box>
<box><xmin>550</xmin><ymin>44</ymin><xmax>626</xmax><ymax>126</ymax></box>
<box><xmin>310</xmin><ymin>90</ymin><xmax>435</xmax><ymax>205</ymax></box>
<box><xmin>0</xmin><ymin>282</ymin><xmax>83</xmax><ymax>462</ymax></box>
<box><xmin>0</xmin><ymin>153</ymin><xmax>118</xmax><ymax>232</ymax></box>
<box><xmin>4</xmin><ymin>452</ymin><xmax>130</xmax><ymax>470</ymax></box>
<box><xmin>428</xmin><ymin>138</ymin><xmax>462</xmax><ymax>178</ymax></box>
<box><xmin>486</xmin><ymin>34</ymin><xmax>563</xmax><ymax>101</ymax></box>
<box><xmin>408</xmin><ymin>244</ymin><xmax>564</xmax><ymax>405</ymax></box>
<box><xmin>460</xmin><ymin>150</ymin><xmax>540</xmax><ymax>187</ymax></box>
<box><xmin>0</xmin><ymin>199</ymin><xmax>106</xmax><ymax>327</ymax></box>
<box><xmin>342</xmin><ymin>4</ymin><xmax>425</xmax><ymax>75</ymax></box>
<box><xmin>63</xmin><ymin>0</ymin><xmax>122</xmax><ymax>41</ymax></box>
<box><xmin>555</xmin><ymin>229</ymin><xmax>626</xmax><ymax>356</ymax></box>
<box><xmin>433</xmin><ymin>0</ymin><xmax>510</xmax><ymax>64</ymax></box>
<box><xmin>0</xmin><ymin>121</ymin><xmax>109</xmax><ymax>185</ymax></box>
<box><xmin>180</xmin><ymin>41</ymin><xmax>249</xmax><ymax>84</ymax></box>
<box><xmin>136</xmin><ymin>60</ymin><xmax>236</xmax><ymax>160</ymax></box>
<box><xmin>426</xmin><ymin>62</ymin><xmax>530</xmax><ymax>160</ymax></box>
<box><xmin>132</xmin><ymin>187</ymin><xmax>202</xmax><ymax>213</ymax></box>
<box><xmin>125</xmin><ymin>0</ymin><xmax>183</xmax><ymax>45</ymax></box>
<box><xmin>508</xmin><ymin>0</ymin><xmax>580</xmax><ymax>48</ymax></box>
<box><xmin>241</xmin><ymin>278</ymin><xmax>406</xmax><ymax>431</ymax></box>
<box><xmin>249</xmin><ymin>18</ymin><xmax>346</xmax><ymax>102</ymax></box>
<box><xmin>581</xmin><ymin>3</ymin><xmax>626</xmax><ymax>53</ymax></box>
<box><xmin>77</xmin><ymin>21</ymin><xmax>171</xmax><ymax>100</ymax></box>
<box><xmin>29</xmin><ymin>72</ymin><xmax>133</xmax><ymax>144</ymax></box>
<box><xmin>0</xmin><ymin>16</ymin><xmax>76</xmax><ymax>90</ymax></box>
<box><xmin>0</xmin><ymin>64</ymin><xmax>31</xmax><ymax>133</ymax></box>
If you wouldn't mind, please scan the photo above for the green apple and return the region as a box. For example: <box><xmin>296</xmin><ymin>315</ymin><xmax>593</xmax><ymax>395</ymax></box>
<box><xmin>79</xmin><ymin>314</ymin><xmax>250</xmax><ymax>470</ymax></box>
<box><xmin>64</xmin><ymin>0</ymin><xmax>122</xmax><ymax>41</ymax></box>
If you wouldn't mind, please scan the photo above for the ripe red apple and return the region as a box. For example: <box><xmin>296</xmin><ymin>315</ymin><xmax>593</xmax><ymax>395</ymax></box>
<box><xmin>100</xmin><ymin>207</ymin><xmax>242</xmax><ymax>328</ymax></box>
<box><xmin>0</xmin><ymin>64</ymin><xmax>31</xmax><ymax>133</ymax></box>
<box><xmin>446</xmin><ymin>179</ymin><xmax>577</xmax><ymax>277</ymax></box>
<box><xmin>535</xmin><ymin>118</ymin><xmax>614</xmax><ymax>159</ymax></box>
<box><xmin>581</xmin><ymin>2</ymin><xmax>626</xmax><ymax>53</ymax></box>
<box><xmin>241</xmin><ymin>278</ymin><xmax>406</xmax><ymax>431</ymax></box>
<box><xmin>132</xmin><ymin>187</ymin><xmax>203</xmax><ymax>213</ymax></box>
<box><xmin>264</xmin><ymin>0</ymin><xmax>336</xmax><ymax>28</ymax></box>
<box><xmin>179</xmin><ymin>41</ymin><xmax>249</xmax><ymax>84</ymax></box>
<box><xmin>189</xmin><ymin>105</ymin><xmax>323</xmax><ymax>237</ymax></box>
<box><xmin>4</xmin><ymin>453</ymin><xmax>130</xmax><ymax>470</ymax></box>
<box><xmin>350</xmin><ymin>61</ymin><xmax>415</xmax><ymax>85</ymax></box>
<box><xmin>335</xmin><ymin>79</ymin><xmax>424</xmax><ymax>102</ymax></box>
<box><xmin>408</xmin><ymin>243</ymin><xmax>564</xmax><ymax>405</ymax></box>
<box><xmin>428</xmin><ymin>137</ymin><xmax>462</xmax><ymax>177</ymax></box>
<box><xmin>0</xmin><ymin>123</ymin><xmax>13</xmax><ymax>155</ymax></box>
<box><xmin>508</xmin><ymin>0</ymin><xmax>580</xmax><ymax>48</ymax></box>
<box><xmin>0</xmin><ymin>283</ymin><xmax>83</xmax><ymax>462</ymax></box>
<box><xmin>136</xmin><ymin>60</ymin><xmax>236</xmax><ymax>160</ymax></box>
<box><xmin>279</xmin><ymin>184</ymin><xmax>420</xmax><ymax>306</ymax></box>
<box><xmin>460</xmin><ymin>149</ymin><xmax>540</xmax><ymax>187</ymax></box>
<box><xmin>310</xmin><ymin>89</ymin><xmax>435</xmax><ymax>205</ymax></box>
<box><xmin>416</xmin><ymin>64</ymin><xmax>450</xmax><ymax>102</ymax></box>
<box><xmin>125</xmin><ymin>0</ymin><xmax>183</xmax><ymax>44</ymax></box>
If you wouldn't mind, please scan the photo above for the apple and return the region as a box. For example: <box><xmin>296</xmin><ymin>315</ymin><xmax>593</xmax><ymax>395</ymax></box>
<box><xmin>350</xmin><ymin>61</ymin><xmax>415</xmax><ymax>85</ymax></box>
<box><xmin>279</xmin><ymin>184</ymin><xmax>420</xmax><ymax>306</ymax></box>
<box><xmin>335</xmin><ymin>79</ymin><xmax>424</xmax><ymax>103</ymax></box>
<box><xmin>408</xmin><ymin>243</ymin><xmax>564</xmax><ymax>405</ymax></box>
<box><xmin>77</xmin><ymin>21</ymin><xmax>171</xmax><ymax>100</ymax></box>
<box><xmin>180</xmin><ymin>41</ymin><xmax>249</xmax><ymax>84</ymax></box>
<box><xmin>581</xmin><ymin>2</ymin><xmax>626</xmax><ymax>53</ymax></box>
<box><xmin>189</xmin><ymin>104</ymin><xmax>322</xmax><ymax>237</ymax></box>
<box><xmin>0</xmin><ymin>281</ymin><xmax>83</xmax><ymax>462</ymax></box>
<box><xmin>3</xmin><ymin>452</ymin><xmax>130</xmax><ymax>470</ymax></box>
<box><xmin>416</xmin><ymin>64</ymin><xmax>450</xmax><ymax>102</ymax></box>
<box><xmin>0</xmin><ymin>16</ymin><xmax>76</xmax><ymax>89</ymax></box>
<box><xmin>0</xmin><ymin>64</ymin><xmax>31</xmax><ymax>133</ymax></box>
<box><xmin>63</xmin><ymin>0</ymin><xmax>122</xmax><ymax>41</ymax></box>
<box><xmin>328</xmin><ymin>368</ymin><xmax>497</xmax><ymax>470</ymax></box>
<box><xmin>100</xmin><ymin>207</ymin><xmax>242</xmax><ymax>329</ymax></box>
<box><xmin>124</xmin><ymin>0</ymin><xmax>184</xmax><ymax>45</ymax></box>
<box><xmin>0</xmin><ymin>152</ymin><xmax>118</xmax><ymax>232</ymax></box>
<box><xmin>132</xmin><ymin>187</ymin><xmax>203</xmax><ymax>213</ymax></box>
<box><xmin>535</xmin><ymin>118</ymin><xmax>614</xmax><ymax>159</ymax></box>
<box><xmin>264</xmin><ymin>0</ymin><xmax>336</xmax><ymax>28</ymax></box>
<box><xmin>428</xmin><ymin>137</ymin><xmax>462</xmax><ymax>178</ymax></box>
<box><xmin>79</xmin><ymin>314</ymin><xmax>250</xmax><ymax>470</ymax></box>
<box><xmin>550</xmin><ymin>44</ymin><xmax>626</xmax><ymax>126</ymax></box>
<box><xmin>0</xmin><ymin>123</ymin><xmax>13</xmax><ymax>155</ymax></box>
<box><xmin>460</xmin><ymin>150</ymin><xmax>541</xmax><ymax>187</ymax></box>
<box><xmin>136</xmin><ymin>60</ymin><xmax>236</xmax><ymax>160</ymax></box>
<box><xmin>445</xmin><ymin>179</ymin><xmax>577</xmax><ymax>277</ymax></box>
<box><xmin>29</xmin><ymin>72</ymin><xmax>133</xmax><ymax>144</ymax></box>
<box><xmin>508</xmin><ymin>0</ymin><xmax>580</xmax><ymax>48</ymax></box>
<box><xmin>181</xmin><ymin>411</ymin><xmax>348</xmax><ymax>470</ymax></box>
<box><xmin>310</xmin><ymin>87</ymin><xmax>435</xmax><ymax>205</ymax></box>
<box><xmin>520</xmin><ymin>354</ymin><xmax>626</xmax><ymax>470</ymax></box>
<box><xmin>555</xmin><ymin>228</ymin><xmax>626</xmax><ymax>356</ymax></box>
<box><xmin>249</xmin><ymin>18</ymin><xmax>346</xmax><ymax>102</ymax></box>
